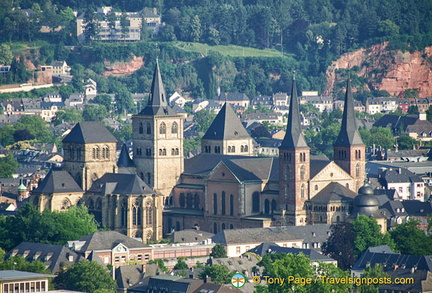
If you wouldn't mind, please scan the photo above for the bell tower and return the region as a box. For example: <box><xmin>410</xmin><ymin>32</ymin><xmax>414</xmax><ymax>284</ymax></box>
<box><xmin>132</xmin><ymin>60</ymin><xmax>184</xmax><ymax>198</ymax></box>
<box><xmin>334</xmin><ymin>79</ymin><xmax>365</xmax><ymax>192</ymax></box>
<box><xmin>279</xmin><ymin>78</ymin><xmax>310</xmax><ymax>226</ymax></box>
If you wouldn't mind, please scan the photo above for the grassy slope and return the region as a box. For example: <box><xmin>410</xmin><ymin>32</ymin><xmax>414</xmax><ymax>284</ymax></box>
<box><xmin>174</xmin><ymin>41</ymin><xmax>284</xmax><ymax>58</ymax></box>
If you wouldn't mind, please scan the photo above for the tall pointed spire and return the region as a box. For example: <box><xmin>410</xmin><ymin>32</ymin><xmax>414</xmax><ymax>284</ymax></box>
<box><xmin>281</xmin><ymin>77</ymin><xmax>308</xmax><ymax>149</ymax></box>
<box><xmin>334</xmin><ymin>79</ymin><xmax>364</xmax><ymax>146</ymax></box>
<box><xmin>139</xmin><ymin>60</ymin><xmax>176</xmax><ymax>116</ymax></box>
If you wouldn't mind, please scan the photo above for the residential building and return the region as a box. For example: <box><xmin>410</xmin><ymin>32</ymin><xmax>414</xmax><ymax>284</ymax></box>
<box><xmin>76</xmin><ymin>7</ymin><xmax>162</xmax><ymax>43</ymax></box>
<box><xmin>0</xmin><ymin>271</ymin><xmax>56</xmax><ymax>293</ymax></box>
<box><xmin>68</xmin><ymin>231</ymin><xmax>153</xmax><ymax>268</ymax></box>
<box><xmin>374</xmin><ymin>113</ymin><xmax>432</xmax><ymax>142</ymax></box>
<box><xmin>50</xmin><ymin>61</ymin><xmax>71</xmax><ymax>76</ymax></box>
<box><xmin>214</xmin><ymin>93</ymin><xmax>250</xmax><ymax>109</ymax></box>
<box><xmin>378</xmin><ymin>167</ymin><xmax>425</xmax><ymax>201</ymax></box>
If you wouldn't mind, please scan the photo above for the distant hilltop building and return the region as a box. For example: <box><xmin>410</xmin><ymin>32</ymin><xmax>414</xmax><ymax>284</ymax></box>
<box><xmin>76</xmin><ymin>6</ymin><xmax>162</xmax><ymax>43</ymax></box>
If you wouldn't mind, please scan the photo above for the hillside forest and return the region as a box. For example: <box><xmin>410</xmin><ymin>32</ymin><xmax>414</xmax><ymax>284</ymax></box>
<box><xmin>1</xmin><ymin>0</ymin><xmax>432</xmax><ymax>101</ymax></box>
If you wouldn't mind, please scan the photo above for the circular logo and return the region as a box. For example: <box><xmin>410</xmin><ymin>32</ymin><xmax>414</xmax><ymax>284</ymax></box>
<box><xmin>231</xmin><ymin>273</ymin><xmax>247</xmax><ymax>288</ymax></box>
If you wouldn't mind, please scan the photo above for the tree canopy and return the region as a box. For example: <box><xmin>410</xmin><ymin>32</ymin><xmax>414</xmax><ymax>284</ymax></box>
<box><xmin>390</xmin><ymin>220</ymin><xmax>432</xmax><ymax>255</ymax></box>
<box><xmin>54</xmin><ymin>261</ymin><xmax>117</xmax><ymax>293</ymax></box>
<box><xmin>0</xmin><ymin>204</ymin><xmax>98</xmax><ymax>251</ymax></box>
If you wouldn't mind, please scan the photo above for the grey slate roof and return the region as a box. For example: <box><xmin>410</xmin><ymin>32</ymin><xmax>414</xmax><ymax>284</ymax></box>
<box><xmin>117</xmin><ymin>144</ymin><xmax>136</xmax><ymax>168</ymax></box>
<box><xmin>202</xmin><ymin>103</ymin><xmax>251</xmax><ymax>140</ymax></box>
<box><xmin>73</xmin><ymin>231</ymin><xmax>149</xmax><ymax>252</ymax></box>
<box><xmin>280</xmin><ymin>78</ymin><xmax>308</xmax><ymax>149</ymax></box>
<box><xmin>309</xmin><ymin>155</ymin><xmax>331</xmax><ymax>178</ymax></box>
<box><xmin>334</xmin><ymin>79</ymin><xmax>364</xmax><ymax>146</ymax></box>
<box><xmin>32</xmin><ymin>169</ymin><xmax>83</xmax><ymax>194</ymax></box>
<box><xmin>380</xmin><ymin>167</ymin><xmax>423</xmax><ymax>184</ymax></box>
<box><xmin>216</xmin><ymin>92</ymin><xmax>249</xmax><ymax>102</ymax></box>
<box><xmin>212</xmin><ymin>227</ymin><xmax>301</xmax><ymax>245</ymax></box>
<box><xmin>87</xmin><ymin>173</ymin><xmax>153</xmax><ymax>195</ymax></box>
<box><xmin>138</xmin><ymin>61</ymin><xmax>176</xmax><ymax>116</ymax></box>
<box><xmin>169</xmin><ymin>229</ymin><xmax>214</xmax><ymax>243</ymax></box>
<box><xmin>62</xmin><ymin>121</ymin><xmax>117</xmax><ymax>144</ymax></box>
<box><xmin>7</xmin><ymin>242</ymin><xmax>82</xmax><ymax>273</ymax></box>
<box><xmin>282</xmin><ymin>224</ymin><xmax>332</xmax><ymax>248</ymax></box>
<box><xmin>116</xmin><ymin>265</ymin><xmax>144</xmax><ymax>289</ymax></box>
<box><xmin>248</xmin><ymin>242</ymin><xmax>335</xmax><ymax>262</ymax></box>
<box><xmin>0</xmin><ymin>270</ymin><xmax>56</xmax><ymax>280</ymax></box>
<box><xmin>183</xmin><ymin>154</ymin><xmax>276</xmax><ymax>182</ymax></box>
<box><xmin>311</xmin><ymin>182</ymin><xmax>357</xmax><ymax>202</ymax></box>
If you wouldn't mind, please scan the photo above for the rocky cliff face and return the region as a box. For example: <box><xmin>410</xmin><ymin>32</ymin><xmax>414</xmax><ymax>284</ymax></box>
<box><xmin>325</xmin><ymin>43</ymin><xmax>432</xmax><ymax>98</ymax></box>
<box><xmin>102</xmin><ymin>55</ymin><xmax>144</xmax><ymax>77</ymax></box>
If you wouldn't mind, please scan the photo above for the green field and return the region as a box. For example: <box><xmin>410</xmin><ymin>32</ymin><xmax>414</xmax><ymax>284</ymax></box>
<box><xmin>174</xmin><ymin>42</ymin><xmax>284</xmax><ymax>58</ymax></box>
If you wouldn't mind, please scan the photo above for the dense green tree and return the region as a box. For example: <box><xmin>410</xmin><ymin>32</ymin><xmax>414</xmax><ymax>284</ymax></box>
<box><xmin>93</xmin><ymin>94</ymin><xmax>113</xmax><ymax>112</ymax></box>
<box><xmin>0</xmin><ymin>204</ymin><xmax>97</xmax><ymax>251</ymax></box>
<box><xmin>115</xmin><ymin>88</ymin><xmax>134</xmax><ymax>115</ymax></box>
<box><xmin>53</xmin><ymin>108</ymin><xmax>83</xmax><ymax>125</ymax></box>
<box><xmin>0</xmin><ymin>255</ymin><xmax>50</xmax><ymax>274</ymax></box>
<box><xmin>194</xmin><ymin>109</ymin><xmax>216</xmax><ymax>133</ymax></box>
<box><xmin>210</xmin><ymin>243</ymin><xmax>227</xmax><ymax>258</ymax></box>
<box><xmin>173</xmin><ymin>258</ymin><xmax>188</xmax><ymax>270</ymax></box>
<box><xmin>322</xmin><ymin>222</ymin><xmax>356</xmax><ymax>270</ymax></box>
<box><xmin>82</xmin><ymin>104</ymin><xmax>109</xmax><ymax>121</ymax></box>
<box><xmin>54</xmin><ymin>261</ymin><xmax>116</xmax><ymax>293</ymax></box>
<box><xmin>0</xmin><ymin>44</ymin><xmax>13</xmax><ymax>65</ymax></box>
<box><xmin>15</xmin><ymin>115</ymin><xmax>54</xmax><ymax>143</ymax></box>
<box><xmin>390</xmin><ymin>220</ymin><xmax>432</xmax><ymax>255</ymax></box>
<box><xmin>0</xmin><ymin>124</ymin><xmax>16</xmax><ymax>147</ymax></box>
<box><xmin>256</xmin><ymin>253</ymin><xmax>351</xmax><ymax>293</ymax></box>
<box><xmin>199</xmin><ymin>264</ymin><xmax>232</xmax><ymax>284</ymax></box>
<box><xmin>0</xmin><ymin>153</ymin><xmax>19</xmax><ymax>178</ymax></box>
<box><xmin>13</xmin><ymin>129</ymin><xmax>35</xmax><ymax>142</ymax></box>
<box><xmin>352</xmin><ymin>215</ymin><xmax>396</xmax><ymax>258</ymax></box>
<box><xmin>397</xmin><ymin>135</ymin><xmax>418</xmax><ymax>150</ymax></box>
<box><xmin>358</xmin><ymin>264</ymin><xmax>390</xmax><ymax>293</ymax></box>
<box><xmin>360</xmin><ymin>127</ymin><xmax>394</xmax><ymax>150</ymax></box>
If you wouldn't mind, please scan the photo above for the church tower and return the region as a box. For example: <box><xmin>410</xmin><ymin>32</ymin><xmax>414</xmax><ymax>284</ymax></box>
<box><xmin>334</xmin><ymin>79</ymin><xmax>365</xmax><ymax>192</ymax></box>
<box><xmin>62</xmin><ymin>122</ymin><xmax>118</xmax><ymax>191</ymax></box>
<box><xmin>279</xmin><ymin>78</ymin><xmax>310</xmax><ymax>226</ymax></box>
<box><xmin>132</xmin><ymin>60</ymin><xmax>184</xmax><ymax>198</ymax></box>
<box><xmin>201</xmin><ymin>103</ymin><xmax>254</xmax><ymax>156</ymax></box>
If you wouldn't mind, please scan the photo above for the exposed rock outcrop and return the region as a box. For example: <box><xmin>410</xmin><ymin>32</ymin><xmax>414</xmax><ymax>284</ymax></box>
<box><xmin>325</xmin><ymin>43</ymin><xmax>432</xmax><ymax>98</ymax></box>
<box><xmin>102</xmin><ymin>55</ymin><xmax>144</xmax><ymax>77</ymax></box>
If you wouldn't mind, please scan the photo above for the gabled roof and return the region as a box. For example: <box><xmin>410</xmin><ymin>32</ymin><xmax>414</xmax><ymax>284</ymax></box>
<box><xmin>202</xmin><ymin>103</ymin><xmax>251</xmax><ymax>140</ymax></box>
<box><xmin>137</xmin><ymin>61</ymin><xmax>176</xmax><ymax>116</ymax></box>
<box><xmin>280</xmin><ymin>78</ymin><xmax>308</xmax><ymax>149</ymax></box>
<box><xmin>32</xmin><ymin>169</ymin><xmax>83</xmax><ymax>194</ymax></box>
<box><xmin>87</xmin><ymin>173</ymin><xmax>153</xmax><ymax>195</ymax></box>
<box><xmin>310</xmin><ymin>182</ymin><xmax>357</xmax><ymax>202</ymax></box>
<box><xmin>380</xmin><ymin>167</ymin><xmax>423</xmax><ymax>184</ymax></box>
<box><xmin>212</xmin><ymin>227</ymin><xmax>301</xmax><ymax>245</ymax></box>
<box><xmin>62</xmin><ymin>121</ymin><xmax>117</xmax><ymax>144</ymax></box>
<box><xmin>309</xmin><ymin>155</ymin><xmax>331</xmax><ymax>178</ymax></box>
<box><xmin>169</xmin><ymin>229</ymin><xmax>214</xmax><ymax>243</ymax></box>
<box><xmin>117</xmin><ymin>144</ymin><xmax>135</xmax><ymax>168</ymax></box>
<box><xmin>334</xmin><ymin>79</ymin><xmax>364</xmax><ymax>146</ymax></box>
<box><xmin>183</xmin><ymin>154</ymin><xmax>276</xmax><ymax>182</ymax></box>
<box><xmin>216</xmin><ymin>93</ymin><xmax>249</xmax><ymax>102</ymax></box>
<box><xmin>73</xmin><ymin>231</ymin><xmax>150</xmax><ymax>252</ymax></box>
<box><xmin>7</xmin><ymin>242</ymin><xmax>82</xmax><ymax>273</ymax></box>
<box><xmin>248</xmin><ymin>242</ymin><xmax>335</xmax><ymax>262</ymax></box>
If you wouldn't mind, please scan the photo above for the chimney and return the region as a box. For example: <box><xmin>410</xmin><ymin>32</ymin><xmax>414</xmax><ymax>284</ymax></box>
<box><xmin>419</xmin><ymin>112</ymin><xmax>426</xmax><ymax>121</ymax></box>
<box><xmin>398</xmin><ymin>168</ymin><xmax>402</xmax><ymax>174</ymax></box>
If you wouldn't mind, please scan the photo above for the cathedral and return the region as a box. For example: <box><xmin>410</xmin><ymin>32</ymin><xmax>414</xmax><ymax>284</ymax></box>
<box><xmin>30</xmin><ymin>60</ymin><xmax>366</xmax><ymax>241</ymax></box>
<box><xmin>163</xmin><ymin>77</ymin><xmax>365</xmax><ymax>234</ymax></box>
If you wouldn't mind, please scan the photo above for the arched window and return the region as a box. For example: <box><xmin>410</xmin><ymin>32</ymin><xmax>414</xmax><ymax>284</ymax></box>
<box><xmin>92</xmin><ymin>148</ymin><xmax>96</xmax><ymax>159</ymax></box>
<box><xmin>244</xmin><ymin>145</ymin><xmax>248</xmax><ymax>152</ymax></box>
<box><xmin>194</xmin><ymin>194</ymin><xmax>200</xmax><ymax>209</ymax></box>
<box><xmin>252</xmin><ymin>192</ymin><xmax>260</xmax><ymax>212</ymax></box>
<box><xmin>221</xmin><ymin>223</ymin><xmax>226</xmax><ymax>230</ymax></box>
<box><xmin>301</xmin><ymin>184</ymin><xmax>305</xmax><ymax>199</ymax></box>
<box><xmin>230</xmin><ymin>194</ymin><xmax>234</xmax><ymax>216</ymax></box>
<box><xmin>300</xmin><ymin>165</ymin><xmax>305</xmax><ymax>180</ymax></box>
<box><xmin>139</xmin><ymin>122</ymin><xmax>144</xmax><ymax>134</ymax></box>
<box><xmin>171</xmin><ymin>122</ymin><xmax>178</xmax><ymax>133</ymax></box>
<box><xmin>315</xmin><ymin>185</ymin><xmax>318</xmax><ymax>191</ymax></box>
<box><xmin>77</xmin><ymin>148</ymin><xmax>81</xmax><ymax>160</ymax></box>
<box><xmin>213</xmin><ymin>193</ymin><xmax>218</xmax><ymax>215</ymax></box>
<box><xmin>162</xmin><ymin>149</ymin><xmax>167</xmax><ymax>156</ymax></box>
<box><xmin>271</xmin><ymin>199</ymin><xmax>277</xmax><ymax>214</ymax></box>
<box><xmin>69</xmin><ymin>147</ymin><xmax>74</xmax><ymax>160</ymax></box>
<box><xmin>186</xmin><ymin>193</ymin><xmax>193</xmax><ymax>208</ymax></box>
<box><xmin>171</xmin><ymin>148</ymin><xmax>176</xmax><ymax>156</ymax></box>
<box><xmin>146</xmin><ymin>123</ymin><xmax>151</xmax><ymax>134</ymax></box>
<box><xmin>146</xmin><ymin>207</ymin><xmax>152</xmax><ymax>225</ymax></box>
<box><xmin>228</xmin><ymin>146</ymin><xmax>232</xmax><ymax>153</ymax></box>
<box><xmin>146</xmin><ymin>148</ymin><xmax>151</xmax><ymax>156</ymax></box>
<box><xmin>133</xmin><ymin>207</ymin><xmax>138</xmax><ymax>225</ymax></box>
<box><xmin>232</xmin><ymin>146</ymin><xmax>235</xmax><ymax>152</ymax></box>
<box><xmin>147</xmin><ymin>173</ymin><xmax>151</xmax><ymax>185</ymax></box>
<box><xmin>179</xmin><ymin>193</ymin><xmax>185</xmax><ymax>208</ymax></box>
<box><xmin>264</xmin><ymin>199</ymin><xmax>270</xmax><ymax>214</ymax></box>
<box><xmin>221</xmin><ymin>192</ymin><xmax>226</xmax><ymax>215</ymax></box>
<box><xmin>356</xmin><ymin>163</ymin><xmax>360</xmax><ymax>177</ymax></box>
<box><xmin>175</xmin><ymin>148</ymin><xmax>179</xmax><ymax>155</ymax></box>
<box><xmin>285</xmin><ymin>166</ymin><xmax>290</xmax><ymax>180</ymax></box>
<box><xmin>213</xmin><ymin>223</ymin><xmax>218</xmax><ymax>234</ymax></box>
<box><xmin>95</xmin><ymin>147</ymin><xmax>100</xmax><ymax>159</ymax></box>
<box><xmin>230</xmin><ymin>224</ymin><xmax>234</xmax><ymax>229</ymax></box>
<box><xmin>241</xmin><ymin>145</ymin><xmax>244</xmax><ymax>152</ymax></box>
<box><xmin>159</xmin><ymin>122</ymin><xmax>166</xmax><ymax>134</ymax></box>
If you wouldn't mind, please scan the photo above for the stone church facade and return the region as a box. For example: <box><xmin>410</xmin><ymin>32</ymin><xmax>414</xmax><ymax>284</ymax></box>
<box><xmin>31</xmin><ymin>59</ymin><xmax>366</xmax><ymax>240</ymax></box>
